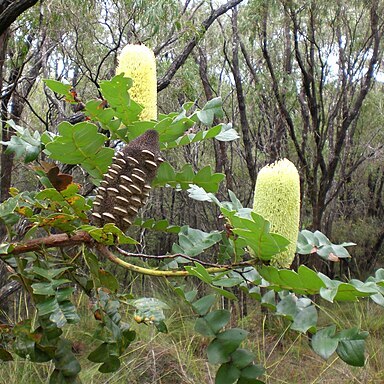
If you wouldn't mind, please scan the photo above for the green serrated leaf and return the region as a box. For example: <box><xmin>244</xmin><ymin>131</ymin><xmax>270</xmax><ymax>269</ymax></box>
<box><xmin>155</xmin><ymin>115</ymin><xmax>194</xmax><ymax>143</ymax></box>
<box><xmin>99</xmin><ymin>74</ymin><xmax>142</xmax><ymax>125</ymax></box>
<box><xmin>174</xmin><ymin>227</ymin><xmax>222</xmax><ymax>257</ymax></box>
<box><xmin>222</xmin><ymin>209</ymin><xmax>289</xmax><ymax>260</ymax></box>
<box><xmin>153</xmin><ymin>161</ymin><xmax>176</xmax><ymax>185</ymax></box>
<box><xmin>297</xmin><ymin>265</ymin><xmax>326</xmax><ymax>292</ymax></box>
<box><xmin>215</xmin><ymin>123</ymin><xmax>239</xmax><ymax>142</ymax></box>
<box><xmin>216</xmin><ymin>329</ymin><xmax>249</xmax><ymax>353</ymax></box>
<box><xmin>36</xmin><ymin>297</ymin><xmax>60</xmax><ymax>316</ymax></box>
<box><xmin>195</xmin><ymin>317</ymin><xmax>217</xmax><ymax>337</ymax></box>
<box><xmin>194</xmin><ymin>166</ymin><xmax>225</xmax><ymax>193</ymax></box>
<box><xmin>0</xmin><ymin>197</ymin><xmax>20</xmax><ymax>225</ymax></box>
<box><xmin>211</xmin><ymin>286</ymin><xmax>238</xmax><ymax>300</ymax></box>
<box><xmin>31</xmin><ymin>282</ymin><xmax>55</xmax><ymax>295</ymax></box>
<box><xmin>53</xmin><ymin>338</ymin><xmax>81</xmax><ymax>377</ymax></box>
<box><xmin>165</xmin><ymin>124</ymin><xmax>222</xmax><ymax>150</ymax></box>
<box><xmin>0</xmin><ymin>242</ymin><xmax>14</xmax><ymax>254</ymax></box>
<box><xmin>185</xmin><ymin>262</ymin><xmax>214</xmax><ymax>284</ymax></box>
<box><xmin>45</xmin><ymin>121</ymin><xmax>113</xmax><ymax>183</ymax></box>
<box><xmin>31</xmin><ymin>266</ymin><xmax>70</xmax><ymax>281</ymax></box>
<box><xmin>187</xmin><ymin>184</ymin><xmax>214</xmax><ymax>202</ymax></box>
<box><xmin>313</xmin><ymin>230</ymin><xmax>332</xmax><ymax>246</ymax></box>
<box><xmin>153</xmin><ymin>163</ymin><xmax>224</xmax><ymax>193</ymax></box>
<box><xmin>261</xmin><ymin>290</ymin><xmax>277</xmax><ymax>311</ymax></box>
<box><xmin>85</xmin><ymin>99</ymin><xmax>120</xmax><ymax>131</ymax></box>
<box><xmin>276</xmin><ymin>294</ymin><xmax>298</xmax><ymax>320</ymax></box>
<box><xmin>212</xmin><ymin>277</ymin><xmax>244</xmax><ymax>288</ymax></box>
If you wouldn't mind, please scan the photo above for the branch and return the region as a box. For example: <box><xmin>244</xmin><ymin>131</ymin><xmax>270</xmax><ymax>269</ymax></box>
<box><xmin>260</xmin><ymin>8</ymin><xmax>308</xmax><ymax>173</ymax></box>
<box><xmin>2</xmin><ymin>231</ymin><xmax>255</xmax><ymax>277</ymax></box>
<box><xmin>98</xmin><ymin>244</ymin><xmax>248</xmax><ymax>277</ymax></box>
<box><xmin>323</xmin><ymin>1</ymin><xmax>383</xmax><ymax>196</ymax></box>
<box><xmin>0</xmin><ymin>0</ymin><xmax>39</xmax><ymax>36</ymax></box>
<box><xmin>6</xmin><ymin>231</ymin><xmax>93</xmax><ymax>256</ymax></box>
<box><xmin>153</xmin><ymin>0</ymin><xmax>205</xmax><ymax>56</ymax></box>
<box><xmin>116</xmin><ymin>246</ymin><xmax>254</xmax><ymax>269</ymax></box>
<box><xmin>157</xmin><ymin>0</ymin><xmax>244</xmax><ymax>91</ymax></box>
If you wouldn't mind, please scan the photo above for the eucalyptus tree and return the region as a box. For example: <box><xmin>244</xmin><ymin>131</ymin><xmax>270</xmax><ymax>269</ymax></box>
<box><xmin>187</xmin><ymin>0</ymin><xmax>384</xmax><ymax>271</ymax></box>
<box><xmin>0</xmin><ymin>1</ymin><xmax>50</xmax><ymax>202</ymax></box>
<box><xmin>239</xmin><ymin>0</ymin><xmax>384</xmax><ymax>241</ymax></box>
<box><xmin>0</xmin><ymin>0</ymin><xmax>243</xmax><ymax>202</ymax></box>
<box><xmin>0</xmin><ymin>0</ymin><xmax>247</xmax><ymax>308</ymax></box>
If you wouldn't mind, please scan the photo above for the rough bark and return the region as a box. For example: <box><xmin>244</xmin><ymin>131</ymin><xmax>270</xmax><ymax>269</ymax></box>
<box><xmin>0</xmin><ymin>0</ymin><xmax>39</xmax><ymax>36</ymax></box>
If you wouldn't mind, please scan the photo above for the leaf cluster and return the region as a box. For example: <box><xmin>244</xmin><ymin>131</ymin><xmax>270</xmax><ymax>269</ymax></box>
<box><xmin>0</xmin><ymin>74</ymin><xmax>380</xmax><ymax>383</ymax></box>
<box><xmin>175</xmin><ymin>289</ymin><xmax>265</xmax><ymax>384</ymax></box>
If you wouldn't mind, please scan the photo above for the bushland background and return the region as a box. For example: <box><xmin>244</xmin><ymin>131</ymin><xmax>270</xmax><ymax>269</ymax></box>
<box><xmin>0</xmin><ymin>1</ymin><xmax>383</xmax><ymax>383</ymax></box>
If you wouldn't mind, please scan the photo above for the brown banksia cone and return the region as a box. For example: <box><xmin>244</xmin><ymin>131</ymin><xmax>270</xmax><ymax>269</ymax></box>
<box><xmin>91</xmin><ymin>130</ymin><xmax>163</xmax><ymax>231</ymax></box>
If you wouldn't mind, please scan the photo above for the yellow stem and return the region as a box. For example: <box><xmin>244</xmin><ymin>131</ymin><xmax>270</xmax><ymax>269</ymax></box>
<box><xmin>98</xmin><ymin>245</ymin><xmax>232</xmax><ymax>277</ymax></box>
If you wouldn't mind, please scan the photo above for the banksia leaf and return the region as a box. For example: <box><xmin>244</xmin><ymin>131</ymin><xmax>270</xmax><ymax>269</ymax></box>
<box><xmin>91</xmin><ymin>130</ymin><xmax>163</xmax><ymax>232</ymax></box>
<box><xmin>252</xmin><ymin>159</ymin><xmax>300</xmax><ymax>268</ymax></box>
<box><xmin>116</xmin><ymin>44</ymin><xmax>157</xmax><ymax>121</ymax></box>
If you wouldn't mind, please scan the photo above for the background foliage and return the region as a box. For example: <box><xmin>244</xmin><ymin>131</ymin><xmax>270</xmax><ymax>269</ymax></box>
<box><xmin>0</xmin><ymin>1</ymin><xmax>383</xmax><ymax>383</ymax></box>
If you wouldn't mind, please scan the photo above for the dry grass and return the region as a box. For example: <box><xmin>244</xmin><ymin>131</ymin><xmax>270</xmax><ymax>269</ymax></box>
<box><xmin>1</xmin><ymin>292</ymin><xmax>384</xmax><ymax>383</ymax></box>
<box><xmin>239</xmin><ymin>300</ymin><xmax>384</xmax><ymax>384</ymax></box>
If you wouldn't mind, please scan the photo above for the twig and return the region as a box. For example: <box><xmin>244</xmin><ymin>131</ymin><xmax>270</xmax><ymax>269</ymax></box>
<box><xmin>97</xmin><ymin>244</ymin><xmax>239</xmax><ymax>277</ymax></box>
<box><xmin>116</xmin><ymin>246</ymin><xmax>257</xmax><ymax>269</ymax></box>
<box><xmin>117</xmin><ymin>247</ymin><xmax>221</xmax><ymax>267</ymax></box>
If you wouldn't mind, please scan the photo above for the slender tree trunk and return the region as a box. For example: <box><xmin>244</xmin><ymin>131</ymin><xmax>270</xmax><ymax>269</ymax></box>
<box><xmin>229</xmin><ymin>8</ymin><xmax>256</xmax><ymax>186</ymax></box>
<box><xmin>194</xmin><ymin>48</ymin><xmax>233</xmax><ymax>192</ymax></box>
<box><xmin>0</xmin><ymin>29</ymin><xmax>13</xmax><ymax>202</ymax></box>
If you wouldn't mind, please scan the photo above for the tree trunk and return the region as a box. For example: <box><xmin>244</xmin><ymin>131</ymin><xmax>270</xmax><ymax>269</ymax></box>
<box><xmin>229</xmin><ymin>7</ymin><xmax>256</xmax><ymax>187</ymax></box>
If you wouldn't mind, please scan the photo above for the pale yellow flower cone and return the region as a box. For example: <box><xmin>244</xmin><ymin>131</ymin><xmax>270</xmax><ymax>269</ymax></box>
<box><xmin>116</xmin><ymin>44</ymin><xmax>157</xmax><ymax>121</ymax></box>
<box><xmin>252</xmin><ymin>159</ymin><xmax>300</xmax><ymax>268</ymax></box>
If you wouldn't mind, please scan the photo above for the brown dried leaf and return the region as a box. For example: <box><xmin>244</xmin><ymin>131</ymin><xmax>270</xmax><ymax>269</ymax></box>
<box><xmin>40</xmin><ymin>162</ymin><xmax>73</xmax><ymax>191</ymax></box>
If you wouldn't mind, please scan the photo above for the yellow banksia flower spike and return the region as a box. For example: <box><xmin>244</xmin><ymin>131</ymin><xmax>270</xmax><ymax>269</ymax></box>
<box><xmin>116</xmin><ymin>44</ymin><xmax>157</xmax><ymax>121</ymax></box>
<box><xmin>252</xmin><ymin>158</ymin><xmax>300</xmax><ymax>268</ymax></box>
